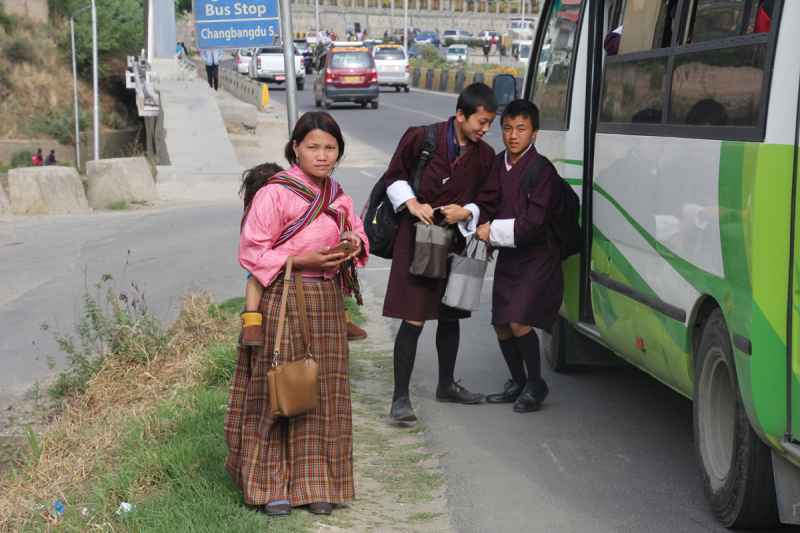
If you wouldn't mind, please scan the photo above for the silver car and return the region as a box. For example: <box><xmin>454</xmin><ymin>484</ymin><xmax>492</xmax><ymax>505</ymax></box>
<box><xmin>372</xmin><ymin>44</ymin><xmax>410</xmax><ymax>92</ymax></box>
<box><xmin>235</xmin><ymin>48</ymin><xmax>253</xmax><ymax>74</ymax></box>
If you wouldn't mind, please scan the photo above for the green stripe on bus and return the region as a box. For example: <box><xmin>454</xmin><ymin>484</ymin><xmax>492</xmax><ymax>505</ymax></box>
<box><xmin>550</xmin><ymin>158</ymin><xmax>583</xmax><ymax>166</ymax></box>
<box><xmin>565</xmin><ymin>178</ymin><xmax>582</xmax><ymax>186</ymax></box>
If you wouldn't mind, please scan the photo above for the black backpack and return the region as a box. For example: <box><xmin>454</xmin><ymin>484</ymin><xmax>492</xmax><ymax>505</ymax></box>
<box><xmin>521</xmin><ymin>155</ymin><xmax>582</xmax><ymax>261</ymax></box>
<box><xmin>362</xmin><ymin>124</ymin><xmax>438</xmax><ymax>259</ymax></box>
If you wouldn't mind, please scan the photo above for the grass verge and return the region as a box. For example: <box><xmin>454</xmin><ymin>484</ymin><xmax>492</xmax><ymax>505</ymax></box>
<box><xmin>1</xmin><ymin>283</ymin><xmax>448</xmax><ymax>531</ymax></box>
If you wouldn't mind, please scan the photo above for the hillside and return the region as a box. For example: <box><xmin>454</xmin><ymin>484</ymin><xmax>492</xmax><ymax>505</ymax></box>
<box><xmin>0</xmin><ymin>7</ymin><xmax>137</xmax><ymax>146</ymax></box>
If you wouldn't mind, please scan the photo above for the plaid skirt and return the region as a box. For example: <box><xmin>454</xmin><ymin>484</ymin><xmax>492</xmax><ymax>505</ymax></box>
<box><xmin>224</xmin><ymin>277</ymin><xmax>355</xmax><ymax>506</ymax></box>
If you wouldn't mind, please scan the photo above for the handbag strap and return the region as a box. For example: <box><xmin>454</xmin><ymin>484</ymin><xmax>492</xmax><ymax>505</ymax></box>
<box><xmin>293</xmin><ymin>268</ymin><xmax>313</xmax><ymax>358</ymax></box>
<box><xmin>272</xmin><ymin>256</ymin><xmax>294</xmax><ymax>367</ymax></box>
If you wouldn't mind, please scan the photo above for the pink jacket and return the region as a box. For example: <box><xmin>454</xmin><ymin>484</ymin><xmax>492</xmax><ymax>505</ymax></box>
<box><xmin>239</xmin><ymin>164</ymin><xmax>369</xmax><ymax>287</ymax></box>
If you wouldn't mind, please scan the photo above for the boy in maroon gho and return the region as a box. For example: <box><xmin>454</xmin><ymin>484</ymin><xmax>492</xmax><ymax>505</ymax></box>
<box><xmin>383</xmin><ymin>83</ymin><xmax>500</xmax><ymax>421</ymax></box>
<box><xmin>475</xmin><ymin>99</ymin><xmax>566</xmax><ymax>413</ymax></box>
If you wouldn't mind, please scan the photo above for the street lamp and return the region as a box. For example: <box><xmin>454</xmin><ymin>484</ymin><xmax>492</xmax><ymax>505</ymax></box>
<box><xmin>70</xmin><ymin>4</ymin><xmax>91</xmax><ymax>168</ymax></box>
<box><xmin>91</xmin><ymin>0</ymin><xmax>100</xmax><ymax>161</ymax></box>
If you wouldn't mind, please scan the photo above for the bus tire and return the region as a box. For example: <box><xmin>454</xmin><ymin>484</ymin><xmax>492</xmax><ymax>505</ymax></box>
<box><xmin>693</xmin><ymin>309</ymin><xmax>780</xmax><ymax>529</ymax></box>
<box><xmin>543</xmin><ymin>315</ymin><xmax>574</xmax><ymax>373</ymax></box>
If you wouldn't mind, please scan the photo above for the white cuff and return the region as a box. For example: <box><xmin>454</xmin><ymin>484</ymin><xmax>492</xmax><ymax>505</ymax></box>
<box><xmin>489</xmin><ymin>219</ymin><xmax>516</xmax><ymax>248</ymax></box>
<box><xmin>386</xmin><ymin>181</ymin><xmax>417</xmax><ymax>213</ymax></box>
<box><xmin>457</xmin><ymin>203</ymin><xmax>480</xmax><ymax>237</ymax></box>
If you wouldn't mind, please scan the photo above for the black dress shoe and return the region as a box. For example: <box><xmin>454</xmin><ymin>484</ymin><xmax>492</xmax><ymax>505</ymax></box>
<box><xmin>513</xmin><ymin>381</ymin><xmax>549</xmax><ymax>413</ymax></box>
<box><xmin>486</xmin><ymin>379</ymin><xmax>524</xmax><ymax>404</ymax></box>
<box><xmin>308</xmin><ymin>502</ymin><xmax>333</xmax><ymax>515</ymax></box>
<box><xmin>390</xmin><ymin>396</ymin><xmax>417</xmax><ymax>421</ymax></box>
<box><xmin>262</xmin><ymin>502</ymin><xmax>291</xmax><ymax>517</ymax></box>
<box><xmin>435</xmin><ymin>380</ymin><xmax>485</xmax><ymax>404</ymax></box>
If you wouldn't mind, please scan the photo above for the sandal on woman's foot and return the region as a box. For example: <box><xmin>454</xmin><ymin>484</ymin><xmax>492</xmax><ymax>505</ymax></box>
<box><xmin>308</xmin><ymin>502</ymin><xmax>332</xmax><ymax>515</ymax></box>
<box><xmin>241</xmin><ymin>311</ymin><xmax>265</xmax><ymax>346</ymax></box>
<box><xmin>262</xmin><ymin>500</ymin><xmax>291</xmax><ymax>517</ymax></box>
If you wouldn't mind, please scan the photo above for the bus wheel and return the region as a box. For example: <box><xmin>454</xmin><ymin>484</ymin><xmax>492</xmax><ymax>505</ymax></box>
<box><xmin>543</xmin><ymin>315</ymin><xmax>573</xmax><ymax>373</ymax></box>
<box><xmin>693</xmin><ymin>309</ymin><xmax>779</xmax><ymax>529</ymax></box>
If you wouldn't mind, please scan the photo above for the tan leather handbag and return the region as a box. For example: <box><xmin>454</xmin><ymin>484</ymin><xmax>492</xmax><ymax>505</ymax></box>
<box><xmin>267</xmin><ymin>255</ymin><xmax>319</xmax><ymax>417</ymax></box>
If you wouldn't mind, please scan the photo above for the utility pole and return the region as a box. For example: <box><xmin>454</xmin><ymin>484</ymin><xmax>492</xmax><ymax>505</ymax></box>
<box><xmin>315</xmin><ymin>0</ymin><xmax>320</xmax><ymax>44</ymax></box>
<box><xmin>91</xmin><ymin>0</ymin><xmax>100</xmax><ymax>161</ymax></box>
<box><xmin>71</xmin><ymin>4</ymin><xmax>91</xmax><ymax>168</ymax></box>
<box><xmin>403</xmin><ymin>0</ymin><xmax>408</xmax><ymax>50</ymax></box>
<box><xmin>279</xmin><ymin>0</ymin><xmax>298</xmax><ymax>133</ymax></box>
<box><xmin>391</xmin><ymin>0</ymin><xmax>394</xmax><ymax>41</ymax></box>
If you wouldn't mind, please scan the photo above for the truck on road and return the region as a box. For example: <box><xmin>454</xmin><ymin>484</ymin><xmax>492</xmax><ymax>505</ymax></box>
<box><xmin>248</xmin><ymin>45</ymin><xmax>306</xmax><ymax>90</ymax></box>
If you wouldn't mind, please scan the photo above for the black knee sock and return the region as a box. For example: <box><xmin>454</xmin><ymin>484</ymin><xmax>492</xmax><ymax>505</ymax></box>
<box><xmin>498</xmin><ymin>337</ymin><xmax>527</xmax><ymax>388</ymax></box>
<box><xmin>515</xmin><ymin>329</ymin><xmax>543</xmax><ymax>385</ymax></box>
<box><xmin>436</xmin><ymin>320</ymin><xmax>460</xmax><ymax>389</ymax></box>
<box><xmin>393</xmin><ymin>321</ymin><xmax>424</xmax><ymax>401</ymax></box>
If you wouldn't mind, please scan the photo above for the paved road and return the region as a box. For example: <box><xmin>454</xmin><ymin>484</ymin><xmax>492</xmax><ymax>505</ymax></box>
<box><xmin>2</xmin><ymin>81</ymin><xmax>796</xmax><ymax>531</ymax></box>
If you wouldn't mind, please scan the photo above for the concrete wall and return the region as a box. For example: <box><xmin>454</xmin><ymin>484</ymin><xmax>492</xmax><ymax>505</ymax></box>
<box><xmin>288</xmin><ymin>3</ymin><xmax>535</xmax><ymax>39</ymax></box>
<box><xmin>2</xmin><ymin>0</ymin><xmax>47</xmax><ymax>22</ymax></box>
<box><xmin>205</xmin><ymin>67</ymin><xmax>271</xmax><ymax>110</ymax></box>
<box><xmin>0</xmin><ymin>128</ymin><xmax>144</xmax><ymax>168</ymax></box>
<box><xmin>409</xmin><ymin>65</ymin><xmax>523</xmax><ymax>95</ymax></box>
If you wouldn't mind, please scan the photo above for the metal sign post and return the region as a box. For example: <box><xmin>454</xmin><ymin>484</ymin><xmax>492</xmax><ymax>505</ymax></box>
<box><xmin>192</xmin><ymin>0</ymin><xmax>279</xmax><ymax>50</ymax></box>
<box><xmin>279</xmin><ymin>0</ymin><xmax>298</xmax><ymax>133</ymax></box>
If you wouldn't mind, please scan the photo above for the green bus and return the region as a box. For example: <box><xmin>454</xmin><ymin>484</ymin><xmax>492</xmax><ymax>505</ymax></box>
<box><xmin>494</xmin><ymin>0</ymin><xmax>800</xmax><ymax>528</ymax></box>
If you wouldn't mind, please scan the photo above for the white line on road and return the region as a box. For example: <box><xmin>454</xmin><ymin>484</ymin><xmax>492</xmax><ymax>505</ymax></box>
<box><xmin>379</xmin><ymin>102</ymin><xmax>447</xmax><ymax>121</ymax></box>
<box><xmin>542</xmin><ymin>443</ymin><xmax>566</xmax><ymax>473</ymax></box>
<box><xmin>359</xmin><ymin>170</ymin><xmax>376</xmax><ymax>178</ymax></box>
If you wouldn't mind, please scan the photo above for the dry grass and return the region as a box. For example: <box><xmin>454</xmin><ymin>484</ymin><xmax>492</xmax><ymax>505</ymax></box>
<box><xmin>0</xmin><ymin>289</ymin><xmax>238</xmax><ymax>530</ymax></box>
<box><xmin>0</xmin><ymin>19</ymin><xmax>120</xmax><ymax>142</ymax></box>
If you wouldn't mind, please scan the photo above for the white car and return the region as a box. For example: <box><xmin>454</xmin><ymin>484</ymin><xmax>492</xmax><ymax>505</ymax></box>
<box><xmin>476</xmin><ymin>30</ymin><xmax>501</xmax><ymax>42</ymax></box>
<box><xmin>372</xmin><ymin>44</ymin><xmax>410</xmax><ymax>92</ymax></box>
<box><xmin>446</xmin><ymin>44</ymin><xmax>468</xmax><ymax>62</ymax></box>
<box><xmin>234</xmin><ymin>48</ymin><xmax>253</xmax><ymax>74</ymax></box>
<box><xmin>306</xmin><ymin>30</ymin><xmax>331</xmax><ymax>46</ymax></box>
<box><xmin>516</xmin><ymin>40</ymin><xmax>533</xmax><ymax>66</ymax></box>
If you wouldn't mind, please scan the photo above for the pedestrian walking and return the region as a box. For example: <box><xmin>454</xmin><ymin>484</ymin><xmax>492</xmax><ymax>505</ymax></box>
<box><xmin>31</xmin><ymin>148</ymin><xmax>43</xmax><ymax>166</ymax></box>
<box><xmin>383</xmin><ymin>83</ymin><xmax>500</xmax><ymax>421</ymax></box>
<box><xmin>475</xmin><ymin>99</ymin><xmax>566</xmax><ymax>413</ymax></box>
<box><xmin>225</xmin><ymin>111</ymin><xmax>369</xmax><ymax>518</ymax></box>
<box><xmin>44</xmin><ymin>150</ymin><xmax>56</xmax><ymax>166</ymax></box>
<box><xmin>200</xmin><ymin>49</ymin><xmax>223</xmax><ymax>90</ymax></box>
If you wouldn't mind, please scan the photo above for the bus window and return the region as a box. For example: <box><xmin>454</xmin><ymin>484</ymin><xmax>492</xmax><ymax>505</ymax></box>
<box><xmin>532</xmin><ymin>0</ymin><xmax>584</xmax><ymax>125</ymax></box>
<box><xmin>680</xmin><ymin>0</ymin><xmax>761</xmax><ymax>44</ymax></box>
<box><xmin>600</xmin><ymin>56</ymin><xmax>668</xmax><ymax>123</ymax></box>
<box><xmin>617</xmin><ymin>0</ymin><xmax>679</xmax><ymax>54</ymax></box>
<box><xmin>668</xmin><ymin>43</ymin><xmax>766</xmax><ymax>127</ymax></box>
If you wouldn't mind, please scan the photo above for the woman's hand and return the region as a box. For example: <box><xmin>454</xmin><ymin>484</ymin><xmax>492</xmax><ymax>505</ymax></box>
<box><xmin>341</xmin><ymin>231</ymin><xmax>363</xmax><ymax>260</ymax></box>
<box><xmin>406</xmin><ymin>198</ymin><xmax>434</xmax><ymax>225</ymax></box>
<box><xmin>475</xmin><ymin>223</ymin><xmax>491</xmax><ymax>243</ymax></box>
<box><xmin>293</xmin><ymin>247</ymin><xmax>347</xmax><ymax>271</ymax></box>
<box><xmin>440</xmin><ymin>204</ymin><xmax>471</xmax><ymax>225</ymax></box>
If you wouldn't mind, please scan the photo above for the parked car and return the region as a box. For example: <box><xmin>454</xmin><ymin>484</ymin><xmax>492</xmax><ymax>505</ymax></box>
<box><xmin>413</xmin><ymin>30</ymin><xmax>440</xmax><ymax>48</ymax></box>
<box><xmin>515</xmin><ymin>39</ymin><xmax>533</xmax><ymax>66</ymax></box>
<box><xmin>294</xmin><ymin>38</ymin><xmax>314</xmax><ymax>73</ymax></box>
<box><xmin>446</xmin><ymin>44</ymin><xmax>468</xmax><ymax>62</ymax></box>
<box><xmin>306</xmin><ymin>30</ymin><xmax>331</xmax><ymax>46</ymax></box>
<box><xmin>249</xmin><ymin>45</ymin><xmax>306</xmax><ymax>90</ymax></box>
<box><xmin>407</xmin><ymin>43</ymin><xmax>434</xmax><ymax>58</ymax></box>
<box><xmin>234</xmin><ymin>48</ymin><xmax>253</xmax><ymax>74</ymax></box>
<box><xmin>372</xmin><ymin>44</ymin><xmax>410</xmax><ymax>92</ymax></box>
<box><xmin>476</xmin><ymin>30</ymin><xmax>501</xmax><ymax>42</ymax></box>
<box><xmin>442</xmin><ymin>29</ymin><xmax>472</xmax><ymax>43</ymax></box>
<box><xmin>314</xmin><ymin>46</ymin><xmax>379</xmax><ymax>109</ymax></box>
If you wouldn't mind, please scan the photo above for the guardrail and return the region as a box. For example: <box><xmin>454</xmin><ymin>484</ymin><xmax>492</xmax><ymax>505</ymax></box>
<box><xmin>125</xmin><ymin>55</ymin><xmax>161</xmax><ymax>117</ymax></box>
<box><xmin>203</xmin><ymin>66</ymin><xmax>271</xmax><ymax>110</ymax></box>
<box><xmin>410</xmin><ymin>66</ymin><xmax>523</xmax><ymax>96</ymax></box>
<box><xmin>176</xmin><ymin>50</ymin><xmax>200</xmax><ymax>81</ymax></box>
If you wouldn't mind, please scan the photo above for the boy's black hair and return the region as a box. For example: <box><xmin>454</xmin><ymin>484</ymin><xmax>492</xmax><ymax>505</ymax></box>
<box><xmin>456</xmin><ymin>83</ymin><xmax>499</xmax><ymax>119</ymax></box>
<box><xmin>685</xmin><ymin>98</ymin><xmax>728</xmax><ymax>126</ymax></box>
<box><xmin>500</xmin><ymin>99</ymin><xmax>539</xmax><ymax>131</ymax></box>
<box><xmin>240</xmin><ymin>162</ymin><xmax>285</xmax><ymax>200</ymax></box>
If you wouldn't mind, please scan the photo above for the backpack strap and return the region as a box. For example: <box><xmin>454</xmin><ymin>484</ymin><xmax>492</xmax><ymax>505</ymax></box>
<box><xmin>410</xmin><ymin>124</ymin><xmax>438</xmax><ymax>193</ymax></box>
<box><xmin>522</xmin><ymin>155</ymin><xmax>552</xmax><ymax>199</ymax></box>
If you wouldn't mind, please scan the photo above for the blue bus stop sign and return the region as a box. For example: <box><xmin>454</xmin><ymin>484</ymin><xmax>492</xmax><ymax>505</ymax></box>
<box><xmin>192</xmin><ymin>0</ymin><xmax>279</xmax><ymax>50</ymax></box>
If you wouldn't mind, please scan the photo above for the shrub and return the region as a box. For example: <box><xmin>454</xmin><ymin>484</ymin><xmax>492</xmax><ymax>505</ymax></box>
<box><xmin>45</xmin><ymin>115</ymin><xmax>71</xmax><ymax>144</ymax></box>
<box><xmin>421</xmin><ymin>46</ymin><xmax>441</xmax><ymax>63</ymax></box>
<box><xmin>10</xmin><ymin>147</ymin><xmax>34</xmax><ymax>168</ymax></box>
<box><xmin>4</xmin><ymin>37</ymin><xmax>36</xmax><ymax>64</ymax></box>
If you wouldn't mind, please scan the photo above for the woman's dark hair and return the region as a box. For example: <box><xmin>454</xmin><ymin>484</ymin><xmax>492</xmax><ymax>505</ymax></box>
<box><xmin>456</xmin><ymin>82</ymin><xmax>499</xmax><ymax>119</ymax></box>
<box><xmin>239</xmin><ymin>161</ymin><xmax>284</xmax><ymax>200</ymax></box>
<box><xmin>284</xmin><ymin>111</ymin><xmax>346</xmax><ymax>166</ymax></box>
<box><xmin>500</xmin><ymin>99</ymin><xmax>539</xmax><ymax>131</ymax></box>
